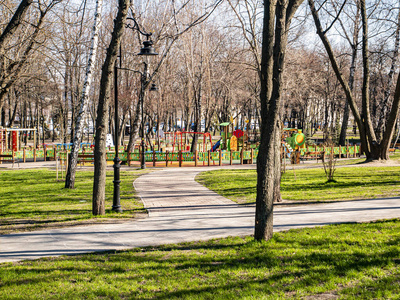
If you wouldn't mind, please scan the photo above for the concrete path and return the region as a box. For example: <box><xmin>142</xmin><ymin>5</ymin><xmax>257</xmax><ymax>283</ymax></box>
<box><xmin>1</xmin><ymin>167</ymin><xmax>400</xmax><ymax>263</ymax></box>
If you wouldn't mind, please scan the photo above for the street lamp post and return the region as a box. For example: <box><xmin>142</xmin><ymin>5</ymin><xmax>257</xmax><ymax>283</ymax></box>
<box><xmin>140</xmin><ymin>65</ymin><xmax>147</xmax><ymax>169</ymax></box>
<box><xmin>137</xmin><ymin>39</ymin><xmax>158</xmax><ymax>170</ymax></box>
<box><xmin>112</xmin><ymin>15</ymin><xmax>158</xmax><ymax>211</ymax></box>
<box><xmin>112</xmin><ymin>49</ymin><xmax>122</xmax><ymax>213</ymax></box>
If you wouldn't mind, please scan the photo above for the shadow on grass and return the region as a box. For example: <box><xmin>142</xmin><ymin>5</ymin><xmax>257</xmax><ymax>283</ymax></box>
<box><xmin>1</xmin><ymin>221</ymin><xmax>399</xmax><ymax>299</ymax></box>
<box><xmin>0</xmin><ymin>169</ymin><xmax>142</xmax><ymax>226</ymax></box>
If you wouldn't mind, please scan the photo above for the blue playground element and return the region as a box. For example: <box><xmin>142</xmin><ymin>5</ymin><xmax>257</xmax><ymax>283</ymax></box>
<box><xmin>212</xmin><ymin>140</ymin><xmax>221</xmax><ymax>152</ymax></box>
<box><xmin>53</xmin><ymin>143</ymin><xmax>92</xmax><ymax>150</ymax></box>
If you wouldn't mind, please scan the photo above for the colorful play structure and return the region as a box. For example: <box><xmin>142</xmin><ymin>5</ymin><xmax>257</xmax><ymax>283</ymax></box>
<box><xmin>163</xmin><ymin>131</ymin><xmax>213</xmax><ymax>153</ymax></box>
<box><xmin>0</xmin><ymin>128</ymin><xmax>38</xmax><ymax>152</ymax></box>
<box><xmin>281</xmin><ymin>128</ymin><xmax>306</xmax><ymax>164</ymax></box>
<box><xmin>219</xmin><ymin>122</ymin><xmax>252</xmax><ymax>152</ymax></box>
<box><xmin>0</xmin><ymin>123</ymin><xmax>363</xmax><ymax>168</ymax></box>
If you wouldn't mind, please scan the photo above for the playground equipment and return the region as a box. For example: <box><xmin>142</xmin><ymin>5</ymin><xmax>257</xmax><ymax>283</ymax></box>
<box><xmin>0</xmin><ymin>128</ymin><xmax>37</xmax><ymax>152</ymax></box>
<box><xmin>220</xmin><ymin>122</ymin><xmax>251</xmax><ymax>151</ymax></box>
<box><xmin>283</xmin><ymin>128</ymin><xmax>305</xmax><ymax>150</ymax></box>
<box><xmin>281</xmin><ymin>128</ymin><xmax>305</xmax><ymax>164</ymax></box>
<box><xmin>164</xmin><ymin>131</ymin><xmax>213</xmax><ymax>153</ymax></box>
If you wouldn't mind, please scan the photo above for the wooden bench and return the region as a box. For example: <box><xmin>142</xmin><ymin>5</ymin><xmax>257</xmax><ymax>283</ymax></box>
<box><xmin>301</xmin><ymin>151</ymin><xmax>325</xmax><ymax>163</ymax></box>
<box><xmin>0</xmin><ymin>154</ymin><xmax>19</xmax><ymax>168</ymax></box>
<box><xmin>77</xmin><ymin>154</ymin><xmax>95</xmax><ymax>166</ymax></box>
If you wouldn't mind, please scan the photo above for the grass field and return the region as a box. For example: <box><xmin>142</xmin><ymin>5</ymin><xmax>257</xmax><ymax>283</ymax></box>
<box><xmin>196</xmin><ymin>166</ymin><xmax>400</xmax><ymax>203</ymax></box>
<box><xmin>0</xmin><ymin>169</ymin><xmax>146</xmax><ymax>234</ymax></box>
<box><xmin>0</xmin><ymin>219</ymin><xmax>399</xmax><ymax>299</ymax></box>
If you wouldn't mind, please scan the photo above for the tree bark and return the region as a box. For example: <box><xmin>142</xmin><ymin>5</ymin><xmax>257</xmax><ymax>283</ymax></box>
<box><xmin>0</xmin><ymin>0</ymin><xmax>33</xmax><ymax>52</ymax></box>
<box><xmin>255</xmin><ymin>0</ymin><xmax>302</xmax><ymax>241</ymax></box>
<box><xmin>360</xmin><ymin>0</ymin><xmax>378</xmax><ymax>157</ymax></box>
<box><xmin>65</xmin><ymin>0</ymin><xmax>103</xmax><ymax>189</ymax></box>
<box><xmin>92</xmin><ymin>0</ymin><xmax>129</xmax><ymax>215</ymax></box>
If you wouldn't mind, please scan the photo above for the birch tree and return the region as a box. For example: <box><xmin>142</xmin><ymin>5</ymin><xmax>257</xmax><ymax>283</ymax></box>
<box><xmin>65</xmin><ymin>0</ymin><xmax>103</xmax><ymax>189</ymax></box>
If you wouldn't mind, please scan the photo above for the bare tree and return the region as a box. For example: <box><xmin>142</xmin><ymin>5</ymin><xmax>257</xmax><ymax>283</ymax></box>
<box><xmin>65</xmin><ymin>0</ymin><xmax>103</xmax><ymax>189</ymax></box>
<box><xmin>0</xmin><ymin>0</ymin><xmax>62</xmax><ymax>112</ymax></box>
<box><xmin>309</xmin><ymin>0</ymin><xmax>400</xmax><ymax>160</ymax></box>
<box><xmin>0</xmin><ymin>0</ymin><xmax>33</xmax><ymax>52</ymax></box>
<box><xmin>92</xmin><ymin>0</ymin><xmax>130</xmax><ymax>215</ymax></box>
<box><xmin>255</xmin><ymin>0</ymin><xmax>303</xmax><ymax>241</ymax></box>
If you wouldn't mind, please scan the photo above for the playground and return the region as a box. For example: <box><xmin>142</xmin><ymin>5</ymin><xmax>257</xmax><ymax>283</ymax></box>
<box><xmin>0</xmin><ymin>124</ymin><xmax>364</xmax><ymax>169</ymax></box>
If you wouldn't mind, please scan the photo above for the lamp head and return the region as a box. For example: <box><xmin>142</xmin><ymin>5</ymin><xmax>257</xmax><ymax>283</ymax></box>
<box><xmin>138</xmin><ymin>40</ymin><xmax>158</xmax><ymax>57</ymax></box>
<box><xmin>150</xmin><ymin>83</ymin><xmax>158</xmax><ymax>91</ymax></box>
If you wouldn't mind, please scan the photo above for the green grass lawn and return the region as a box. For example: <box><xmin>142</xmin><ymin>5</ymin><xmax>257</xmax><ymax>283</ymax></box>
<box><xmin>0</xmin><ymin>169</ymin><xmax>146</xmax><ymax>234</ymax></box>
<box><xmin>0</xmin><ymin>219</ymin><xmax>399</xmax><ymax>299</ymax></box>
<box><xmin>197</xmin><ymin>166</ymin><xmax>400</xmax><ymax>203</ymax></box>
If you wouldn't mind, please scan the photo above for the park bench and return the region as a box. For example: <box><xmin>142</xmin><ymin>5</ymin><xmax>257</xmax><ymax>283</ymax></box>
<box><xmin>77</xmin><ymin>154</ymin><xmax>95</xmax><ymax>166</ymax></box>
<box><xmin>0</xmin><ymin>154</ymin><xmax>19</xmax><ymax>168</ymax></box>
<box><xmin>301</xmin><ymin>151</ymin><xmax>325</xmax><ymax>163</ymax></box>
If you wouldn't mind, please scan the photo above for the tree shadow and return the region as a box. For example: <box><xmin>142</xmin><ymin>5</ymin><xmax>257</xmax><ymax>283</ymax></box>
<box><xmin>2</xmin><ymin>221</ymin><xmax>399</xmax><ymax>299</ymax></box>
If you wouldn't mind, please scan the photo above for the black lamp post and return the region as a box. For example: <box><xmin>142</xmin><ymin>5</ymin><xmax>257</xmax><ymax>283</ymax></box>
<box><xmin>112</xmin><ymin>16</ymin><xmax>158</xmax><ymax>211</ymax></box>
<box><xmin>138</xmin><ymin>37</ymin><xmax>158</xmax><ymax>170</ymax></box>
<box><xmin>112</xmin><ymin>47</ymin><xmax>123</xmax><ymax>213</ymax></box>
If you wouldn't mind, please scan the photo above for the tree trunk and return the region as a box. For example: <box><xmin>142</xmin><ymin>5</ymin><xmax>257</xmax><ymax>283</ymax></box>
<box><xmin>255</xmin><ymin>0</ymin><xmax>303</xmax><ymax>241</ymax></box>
<box><xmin>360</xmin><ymin>0</ymin><xmax>378</xmax><ymax>156</ymax></box>
<box><xmin>309</xmin><ymin>0</ymin><xmax>369</xmax><ymax>157</ymax></box>
<box><xmin>255</xmin><ymin>0</ymin><xmax>277</xmax><ymax>242</ymax></box>
<box><xmin>127</xmin><ymin>95</ymin><xmax>142</xmax><ymax>153</ymax></box>
<box><xmin>65</xmin><ymin>0</ymin><xmax>103</xmax><ymax>189</ymax></box>
<box><xmin>92</xmin><ymin>0</ymin><xmax>129</xmax><ymax>215</ymax></box>
<box><xmin>310</xmin><ymin>0</ymin><xmax>400</xmax><ymax>161</ymax></box>
<box><xmin>0</xmin><ymin>5</ymin><xmax>53</xmax><ymax>111</ymax></box>
<box><xmin>0</xmin><ymin>0</ymin><xmax>33</xmax><ymax>51</ymax></box>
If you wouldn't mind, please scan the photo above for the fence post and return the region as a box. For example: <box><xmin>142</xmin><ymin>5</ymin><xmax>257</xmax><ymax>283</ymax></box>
<box><xmin>207</xmin><ymin>150</ymin><xmax>211</xmax><ymax>166</ymax></box>
<box><xmin>230</xmin><ymin>151</ymin><xmax>233</xmax><ymax>165</ymax></box>
<box><xmin>153</xmin><ymin>150</ymin><xmax>156</xmax><ymax>167</ymax></box>
<box><xmin>23</xmin><ymin>147</ymin><xmax>26</xmax><ymax>163</ymax></box>
<box><xmin>33</xmin><ymin>148</ymin><xmax>37</xmax><ymax>162</ymax></box>
<box><xmin>250</xmin><ymin>148</ymin><xmax>254</xmax><ymax>164</ymax></box>
<box><xmin>338</xmin><ymin>145</ymin><xmax>341</xmax><ymax>159</ymax></box>
<box><xmin>194</xmin><ymin>150</ymin><xmax>198</xmax><ymax>167</ymax></box>
<box><xmin>179</xmin><ymin>150</ymin><xmax>182</xmax><ymax>167</ymax></box>
<box><xmin>127</xmin><ymin>151</ymin><xmax>131</xmax><ymax>167</ymax></box>
<box><xmin>240</xmin><ymin>148</ymin><xmax>244</xmax><ymax>165</ymax></box>
<box><xmin>166</xmin><ymin>150</ymin><xmax>169</xmax><ymax>167</ymax></box>
<box><xmin>219</xmin><ymin>149</ymin><xmax>222</xmax><ymax>166</ymax></box>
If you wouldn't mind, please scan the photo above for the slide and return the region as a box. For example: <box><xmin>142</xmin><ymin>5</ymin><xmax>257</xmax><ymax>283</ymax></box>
<box><xmin>212</xmin><ymin>139</ymin><xmax>221</xmax><ymax>152</ymax></box>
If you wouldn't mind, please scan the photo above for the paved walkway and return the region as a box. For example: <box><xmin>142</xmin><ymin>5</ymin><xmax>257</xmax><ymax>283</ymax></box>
<box><xmin>1</xmin><ymin>166</ymin><xmax>400</xmax><ymax>263</ymax></box>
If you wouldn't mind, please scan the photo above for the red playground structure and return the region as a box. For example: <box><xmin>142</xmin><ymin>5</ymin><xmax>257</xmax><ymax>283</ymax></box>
<box><xmin>164</xmin><ymin>131</ymin><xmax>213</xmax><ymax>153</ymax></box>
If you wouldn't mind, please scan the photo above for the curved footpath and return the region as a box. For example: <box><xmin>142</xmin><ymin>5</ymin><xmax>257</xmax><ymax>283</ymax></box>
<box><xmin>1</xmin><ymin>165</ymin><xmax>400</xmax><ymax>263</ymax></box>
